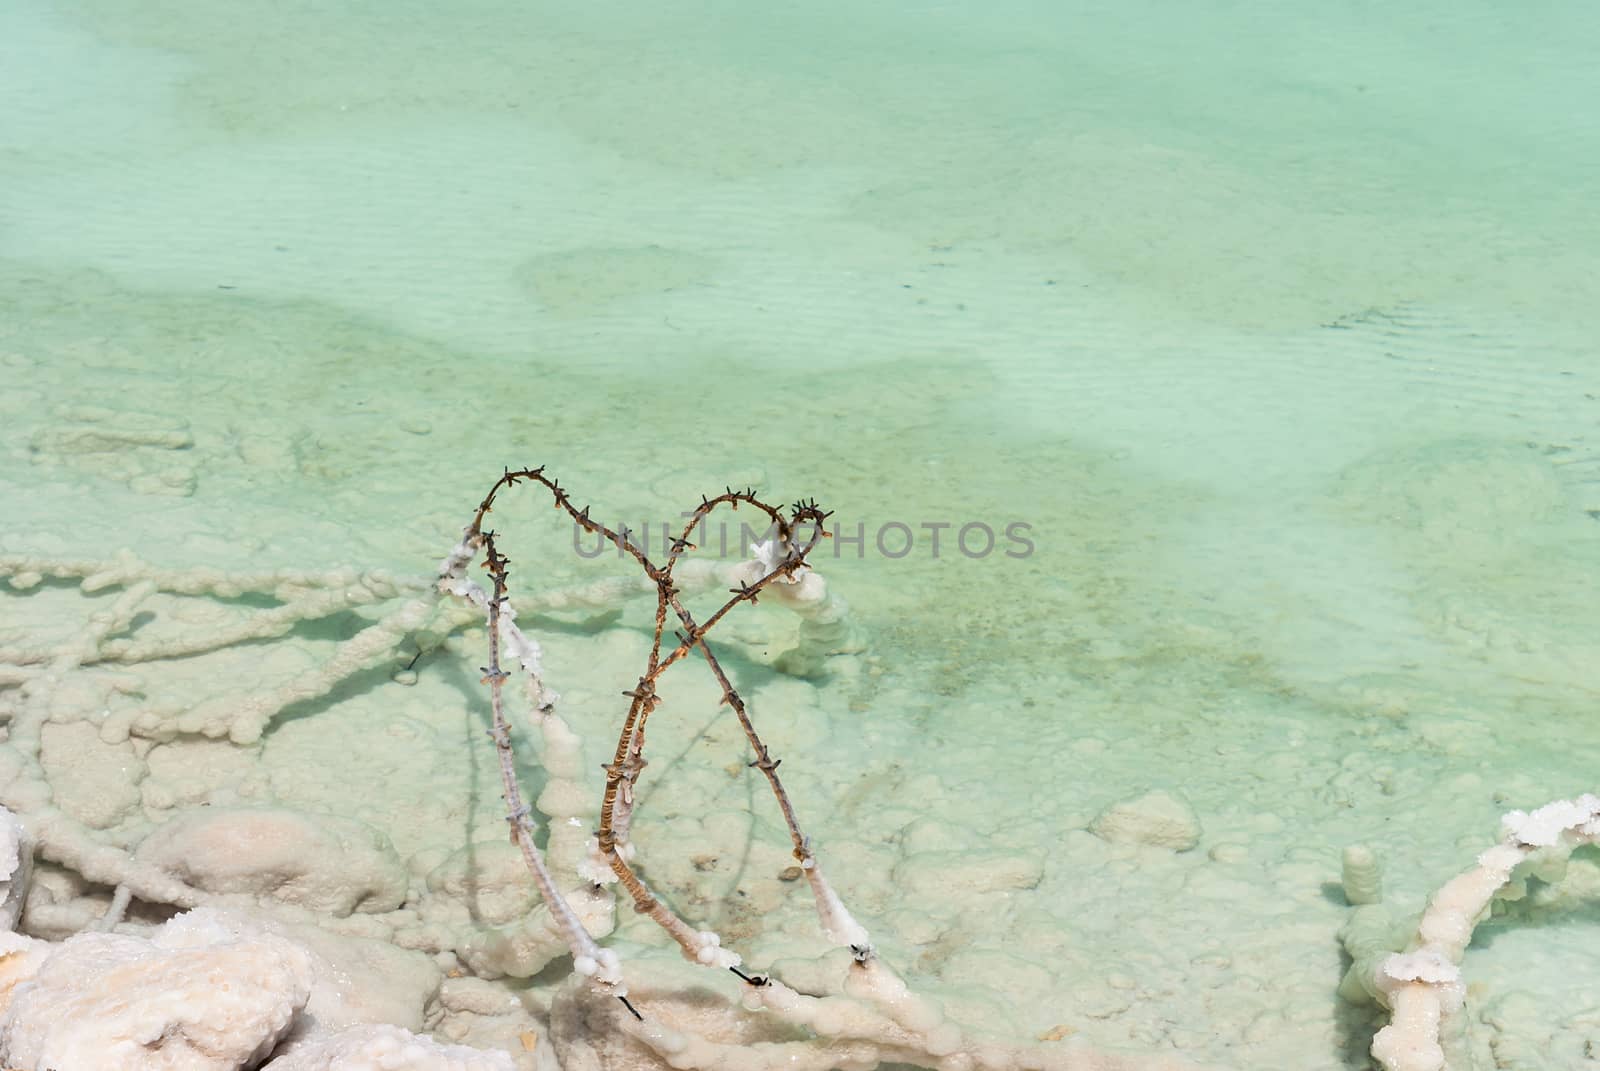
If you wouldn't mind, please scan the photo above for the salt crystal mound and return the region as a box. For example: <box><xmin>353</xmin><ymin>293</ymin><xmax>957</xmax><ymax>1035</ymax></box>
<box><xmin>0</xmin><ymin>908</ymin><xmax>313</xmax><ymax>1071</ymax></box>
<box><xmin>133</xmin><ymin>805</ymin><xmax>407</xmax><ymax>916</ymax></box>
<box><xmin>261</xmin><ymin>1024</ymin><xmax>516</xmax><ymax>1071</ymax></box>
<box><xmin>1088</xmin><ymin>789</ymin><xmax>1202</xmax><ymax>852</ymax></box>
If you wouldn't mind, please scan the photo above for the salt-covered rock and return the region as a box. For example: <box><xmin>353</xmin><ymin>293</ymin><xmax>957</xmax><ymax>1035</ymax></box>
<box><xmin>0</xmin><ymin>932</ymin><xmax>52</xmax><ymax>1012</ymax></box>
<box><xmin>0</xmin><ymin>908</ymin><xmax>314</xmax><ymax>1070</ymax></box>
<box><xmin>260</xmin><ymin>1023</ymin><xmax>515</xmax><ymax>1071</ymax></box>
<box><xmin>1088</xmin><ymin>789</ymin><xmax>1202</xmax><ymax>852</ymax></box>
<box><xmin>134</xmin><ymin>805</ymin><xmax>407</xmax><ymax>915</ymax></box>
<box><xmin>209</xmin><ymin>908</ymin><xmax>442</xmax><ymax>1043</ymax></box>
<box><xmin>1501</xmin><ymin>793</ymin><xmax>1600</xmax><ymax>848</ymax></box>
<box><xmin>0</xmin><ymin>807</ymin><xmax>31</xmax><ymax>931</ymax></box>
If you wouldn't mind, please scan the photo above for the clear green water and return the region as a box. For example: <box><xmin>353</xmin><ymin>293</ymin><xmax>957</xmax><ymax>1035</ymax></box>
<box><xmin>2</xmin><ymin>2</ymin><xmax>1599</xmax><ymax>1068</ymax></box>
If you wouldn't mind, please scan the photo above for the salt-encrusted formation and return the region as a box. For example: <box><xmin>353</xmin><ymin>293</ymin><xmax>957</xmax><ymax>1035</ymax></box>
<box><xmin>133</xmin><ymin>806</ymin><xmax>408</xmax><ymax>916</ymax></box>
<box><xmin>0</xmin><ymin>808</ymin><xmax>28</xmax><ymax>932</ymax></box>
<box><xmin>1340</xmin><ymin>844</ymin><xmax>1383</xmax><ymax>907</ymax></box>
<box><xmin>731</xmin><ymin>545</ymin><xmax>865</xmax><ymax>677</ymax></box>
<box><xmin>0</xmin><ymin>932</ymin><xmax>51</xmax><ymax>1015</ymax></box>
<box><xmin>1338</xmin><ymin>794</ymin><xmax>1600</xmax><ymax>1071</ymax></box>
<box><xmin>0</xmin><ymin>900</ymin><xmax>513</xmax><ymax>1071</ymax></box>
<box><xmin>1088</xmin><ymin>789</ymin><xmax>1202</xmax><ymax>852</ymax></box>
<box><xmin>210</xmin><ymin>908</ymin><xmax>445</xmax><ymax>1048</ymax></box>
<box><xmin>0</xmin><ymin>908</ymin><xmax>314</xmax><ymax>1070</ymax></box>
<box><xmin>260</xmin><ymin>1024</ymin><xmax>516</xmax><ymax>1071</ymax></box>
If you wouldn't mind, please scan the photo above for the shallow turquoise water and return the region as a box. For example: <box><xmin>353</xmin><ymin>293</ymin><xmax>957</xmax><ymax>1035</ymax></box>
<box><xmin>2</xmin><ymin>2</ymin><xmax>1599</xmax><ymax>1068</ymax></box>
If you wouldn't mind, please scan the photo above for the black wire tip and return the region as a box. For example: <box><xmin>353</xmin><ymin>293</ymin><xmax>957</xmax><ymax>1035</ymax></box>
<box><xmin>617</xmin><ymin>994</ymin><xmax>644</xmax><ymax>1021</ymax></box>
<box><xmin>729</xmin><ymin>965</ymin><xmax>770</xmax><ymax>987</ymax></box>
